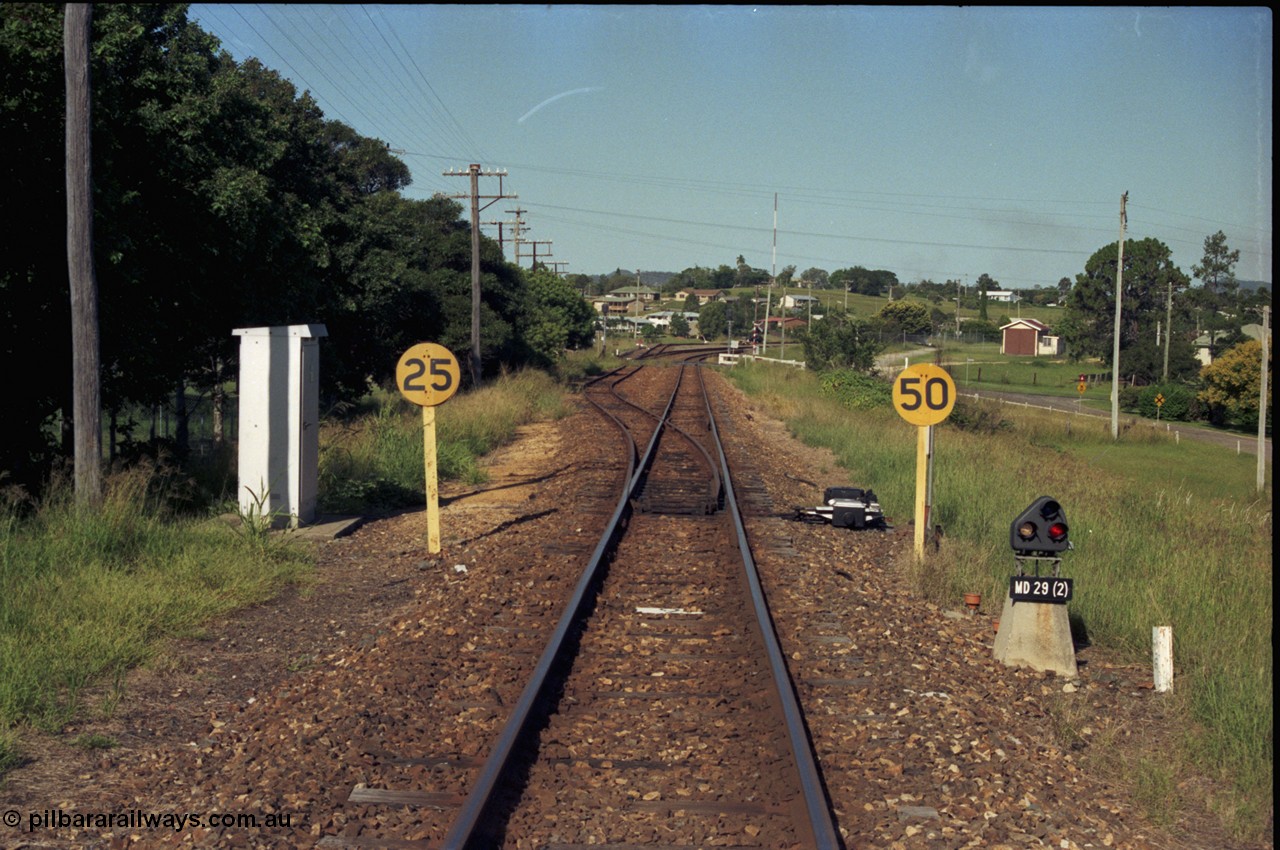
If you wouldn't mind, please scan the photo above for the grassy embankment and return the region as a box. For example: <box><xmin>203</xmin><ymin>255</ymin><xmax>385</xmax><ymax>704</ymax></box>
<box><xmin>725</xmin><ymin>360</ymin><xmax>1272</xmax><ymax>841</ymax></box>
<box><xmin>0</xmin><ymin>366</ymin><xmax>590</xmax><ymax>776</ymax></box>
<box><xmin>0</xmin><ymin>470</ymin><xmax>312</xmax><ymax>771</ymax></box>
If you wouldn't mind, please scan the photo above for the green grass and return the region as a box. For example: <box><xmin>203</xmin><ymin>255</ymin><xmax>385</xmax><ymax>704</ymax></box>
<box><xmin>725</xmin><ymin>361</ymin><xmax>1272</xmax><ymax>842</ymax></box>
<box><xmin>933</xmin><ymin>341</ymin><xmax>1101</xmax><ymax>396</ymax></box>
<box><xmin>0</xmin><ymin>365</ymin><xmax>581</xmax><ymax>775</ymax></box>
<box><xmin>318</xmin><ymin>368</ymin><xmax>573</xmax><ymax>513</ymax></box>
<box><xmin>0</xmin><ymin>467</ymin><xmax>311</xmax><ymax>770</ymax></box>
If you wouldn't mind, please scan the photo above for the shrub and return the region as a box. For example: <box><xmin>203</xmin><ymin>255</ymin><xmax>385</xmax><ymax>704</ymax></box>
<box><xmin>818</xmin><ymin>368</ymin><xmax>892</xmax><ymax>410</ymax></box>
<box><xmin>946</xmin><ymin>397</ymin><xmax>1012</xmax><ymax>434</ymax></box>
<box><xmin>1137</xmin><ymin>384</ymin><xmax>1194</xmax><ymax>421</ymax></box>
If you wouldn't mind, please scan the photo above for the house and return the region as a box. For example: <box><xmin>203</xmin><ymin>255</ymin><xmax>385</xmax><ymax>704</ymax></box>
<box><xmin>608</xmin><ymin>285</ymin><xmax>660</xmax><ymax>303</ymax></box>
<box><xmin>1195</xmin><ymin>323</ymin><xmax>1269</xmax><ymax>366</ymax></box>
<box><xmin>592</xmin><ymin>295</ymin><xmax>640</xmax><ymax>315</ymax></box>
<box><xmin>646</xmin><ymin>311</ymin><xmax>700</xmax><ymax>332</ymax></box>
<box><xmin>1000</xmin><ymin>318</ymin><xmax>1062</xmax><ymax>356</ymax></box>
<box><xmin>987</xmin><ymin>290</ymin><xmax>1021</xmax><ymax>303</ymax></box>
<box><xmin>781</xmin><ymin>294</ymin><xmax>820</xmax><ymax>309</ymax></box>
<box><xmin>673</xmin><ymin>289</ymin><xmax>725</xmax><ymax>305</ymax></box>
<box><xmin>763</xmin><ymin>316</ymin><xmax>808</xmax><ymax>332</ymax></box>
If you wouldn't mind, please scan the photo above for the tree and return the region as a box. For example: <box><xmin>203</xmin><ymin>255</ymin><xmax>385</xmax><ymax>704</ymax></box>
<box><xmin>683</xmin><ymin>292</ymin><xmax>700</xmax><ymax>313</ymax></box>
<box><xmin>1198</xmin><ymin>339</ymin><xmax>1270</xmax><ymax>429</ymax></box>
<box><xmin>697</xmin><ymin>301</ymin><xmax>728</xmax><ymax>339</ymax></box>
<box><xmin>0</xmin><ymin>4</ymin><xmax>534</xmax><ymax>487</ymax></box>
<box><xmin>665</xmin><ymin>266</ymin><xmax>713</xmax><ymax>294</ymax></box>
<box><xmin>1192</xmin><ymin>231</ymin><xmax>1240</xmax><ymax>296</ymax></box>
<box><xmin>669</xmin><ymin>313</ymin><xmax>690</xmax><ymax>338</ymax></box>
<box><xmin>733</xmin><ymin>256</ymin><xmax>769</xmax><ymax>288</ymax></box>
<box><xmin>876</xmin><ymin>299</ymin><xmax>931</xmax><ymax>335</ymax></box>
<box><xmin>977</xmin><ymin>273</ymin><xmax>997</xmax><ymax>321</ymax></box>
<box><xmin>1060</xmin><ymin>238</ymin><xmax>1191</xmax><ymax>382</ymax></box>
<box><xmin>800</xmin><ymin>267</ymin><xmax>829</xmax><ymax>289</ymax></box>
<box><xmin>777</xmin><ymin>264</ymin><xmax>796</xmax><ymax>287</ymax></box>
<box><xmin>835</xmin><ymin>266</ymin><xmax>899</xmax><ymax>296</ymax></box>
<box><xmin>514</xmin><ymin>268</ymin><xmax>595</xmax><ymax>367</ymax></box>
<box><xmin>800</xmin><ymin>310</ymin><xmax>883</xmax><ymax>372</ymax></box>
<box><xmin>1188</xmin><ymin>231</ymin><xmax>1244</xmax><ymax>357</ymax></box>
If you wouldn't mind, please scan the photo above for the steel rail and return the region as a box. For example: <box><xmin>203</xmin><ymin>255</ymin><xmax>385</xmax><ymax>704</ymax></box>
<box><xmin>439</xmin><ymin>365</ymin><xmax>679</xmax><ymax>850</ymax></box>
<box><xmin>697</xmin><ymin>363</ymin><xmax>843</xmax><ymax>849</ymax></box>
<box><xmin>441</xmin><ymin>363</ymin><xmax>833</xmax><ymax>848</ymax></box>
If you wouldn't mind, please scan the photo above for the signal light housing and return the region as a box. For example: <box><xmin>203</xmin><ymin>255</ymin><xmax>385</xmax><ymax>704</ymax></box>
<box><xmin>1010</xmin><ymin>496</ymin><xmax>1071</xmax><ymax>556</ymax></box>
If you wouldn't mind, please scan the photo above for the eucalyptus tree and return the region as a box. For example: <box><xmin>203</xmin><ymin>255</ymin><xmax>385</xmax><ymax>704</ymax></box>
<box><xmin>1059</xmin><ymin>238</ymin><xmax>1196</xmax><ymax>382</ymax></box>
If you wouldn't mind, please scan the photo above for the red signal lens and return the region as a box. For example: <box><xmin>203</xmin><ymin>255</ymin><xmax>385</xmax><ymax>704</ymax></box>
<box><xmin>1048</xmin><ymin>522</ymin><xmax>1068</xmax><ymax>542</ymax></box>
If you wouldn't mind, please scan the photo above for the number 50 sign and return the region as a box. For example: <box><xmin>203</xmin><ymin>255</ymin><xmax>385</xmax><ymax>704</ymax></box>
<box><xmin>892</xmin><ymin>363</ymin><xmax>955</xmax><ymax>426</ymax></box>
<box><xmin>395</xmin><ymin>343</ymin><xmax>461</xmax><ymax>554</ymax></box>
<box><xmin>892</xmin><ymin>363</ymin><xmax>956</xmax><ymax>560</ymax></box>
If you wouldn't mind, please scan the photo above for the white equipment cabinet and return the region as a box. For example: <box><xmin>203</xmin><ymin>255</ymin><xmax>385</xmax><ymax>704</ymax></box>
<box><xmin>232</xmin><ymin>324</ymin><xmax>328</xmax><ymax>527</ymax></box>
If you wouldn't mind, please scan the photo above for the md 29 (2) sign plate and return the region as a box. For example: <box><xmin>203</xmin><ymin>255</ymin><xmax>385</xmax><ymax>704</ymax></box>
<box><xmin>1009</xmin><ymin>576</ymin><xmax>1073</xmax><ymax>604</ymax></box>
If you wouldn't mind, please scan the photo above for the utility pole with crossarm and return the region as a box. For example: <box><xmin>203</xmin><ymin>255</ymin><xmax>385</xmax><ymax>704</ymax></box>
<box><xmin>443</xmin><ymin>165</ymin><xmax>516</xmax><ymax>388</ymax></box>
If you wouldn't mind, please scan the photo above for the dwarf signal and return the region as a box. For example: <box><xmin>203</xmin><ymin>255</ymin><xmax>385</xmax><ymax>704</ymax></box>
<box><xmin>1010</xmin><ymin>496</ymin><xmax>1070</xmax><ymax>557</ymax></box>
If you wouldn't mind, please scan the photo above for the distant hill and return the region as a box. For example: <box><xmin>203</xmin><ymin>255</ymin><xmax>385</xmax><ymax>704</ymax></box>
<box><xmin>1237</xmin><ymin>279</ymin><xmax>1271</xmax><ymax>292</ymax></box>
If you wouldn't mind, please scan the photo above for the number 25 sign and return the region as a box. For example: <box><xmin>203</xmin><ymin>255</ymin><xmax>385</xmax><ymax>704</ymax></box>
<box><xmin>396</xmin><ymin>343</ymin><xmax>460</xmax><ymax>407</ymax></box>
<box><xmin>892</xmin><ymin>363</ymin><xmax>956</xmax><ymax>426</ymax></box>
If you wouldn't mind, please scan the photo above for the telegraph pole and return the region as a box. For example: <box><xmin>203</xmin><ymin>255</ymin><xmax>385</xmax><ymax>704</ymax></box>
<box><xmin>65</xmin><ymin>2</ymin><xmax>101</xmax><ymax>507</ymax></box>
<box><xmin>528</xmin><ymin>240</ymin><xmax>552</xmax><ymax>271</ymax></box>
<box><xmin>443</xmin><ymin>165</ymin><xmax>516</xmax><ymax>388</ymax></box>
<box><xmin>1162</xmin><ymin>279</ymin><xmax>1172</xmax><ymax>381</ymax></box>
<box><xmin>776</xmin><ymin>194</ymin><xmax>786</xmax><ymax>355</ymax></box>
<box><xmin>481</xmin><ymin>218</ymin><xmax>516</xmax><ymax>256</ymax></box>
<box><xmin>956</xmin><ymin>279</ymin><xmax>962</xmax><ymax>336</ymax></box>
<box><xmin>1111</xmin><ymin>191</ymin><xmax>1128</xmax><ymax>440</ymax></box>
<box><xmin>1259</xmin><ymin>305</ymin><xmax>1270</xmax><ymax>493</ymax></box>
<box><xmin>506</xmin><ymin>207</ymin><xmax>527</xmax><ymax>265</ymax></box>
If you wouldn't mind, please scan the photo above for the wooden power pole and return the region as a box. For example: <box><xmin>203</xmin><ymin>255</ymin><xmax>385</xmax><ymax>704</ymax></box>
<box><xmin>443</xmin><ymin>165</ymin><xmax>516</xmax><ymax>388</ymax></box>
<box><xmin>1111</xmin><ymin>191</ymin><xmax>1127</xmax><ymax>440</ymax></box>
<box><xmin>1259</xmin><ymin>305</ymin><xmax>1270</xmax><ymax>494</ymax></box>
<box><xmin>65</xmin><ymin>3</ymin><xmax>101</xmax><ymax>507</ymax></box>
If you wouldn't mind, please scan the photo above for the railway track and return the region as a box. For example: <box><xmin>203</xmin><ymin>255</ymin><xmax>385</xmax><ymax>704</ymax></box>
<box><xmin>321</xmin><ymin>362</ymin><xmax>839</xmax><ymax>849</ymax></box>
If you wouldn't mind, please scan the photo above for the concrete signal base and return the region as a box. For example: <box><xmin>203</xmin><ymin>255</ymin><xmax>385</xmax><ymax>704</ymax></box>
<box><xmin>992</xmin><ymin>596</ymin><xmax>1078</xmax><ymax>678</ymax></box>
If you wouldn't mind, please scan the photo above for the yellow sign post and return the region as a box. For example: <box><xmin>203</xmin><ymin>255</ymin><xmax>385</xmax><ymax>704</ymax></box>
<box><xmin>892</xmin><ymin>363</ymin><xmax>956</xmax><ymax>560</ymax></box>
<box><xmin>396</xmin><ymin>343</ymin><xmax>461</xmax><ymax>553</ymax></box>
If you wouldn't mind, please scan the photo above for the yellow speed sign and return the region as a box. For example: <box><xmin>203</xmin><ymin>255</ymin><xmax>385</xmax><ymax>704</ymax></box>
<box><xmin>396</xmin><ymin>343</ymin><xmax>461</xmax><ymax>407</ymax></box>
<box><xmin>892</xmin><ymin>363</ymin><xmax>956</xmax><ymax>426</ymax></box>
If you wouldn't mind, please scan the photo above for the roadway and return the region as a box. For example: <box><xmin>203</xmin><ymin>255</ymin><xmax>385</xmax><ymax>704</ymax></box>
<box><xmin>877</xmin><ymin>348</ymin><xmax>1271</xmax><ymax>463</ymax></box>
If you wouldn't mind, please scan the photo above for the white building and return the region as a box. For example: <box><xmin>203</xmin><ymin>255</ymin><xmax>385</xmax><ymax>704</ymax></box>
<box><xmin>781</xmin><ymin>294</ymin><xmax>820</xmax><ymax>309</ymax></box>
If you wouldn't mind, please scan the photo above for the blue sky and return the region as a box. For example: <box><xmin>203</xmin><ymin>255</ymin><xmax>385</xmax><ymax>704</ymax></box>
<box><xmin>186</xmin><ymin>5</ymin><xmax>1272</xmax><ymax>288</ymax></box>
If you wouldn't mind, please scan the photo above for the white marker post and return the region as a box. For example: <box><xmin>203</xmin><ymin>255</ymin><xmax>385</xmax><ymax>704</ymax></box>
<box><xmin>1153</xmin><ymin>625</ymin><xmax>1173</xmax><ymax>693</ymax></box>
<box><xmin>396</xmin><ymin>343</ymin><xmax>461</xmax><ymax>553</ymax></box>
<box><xmin>892</xmin><ymin>364</ymin><xmax>956</xmax><ymax>560</ymax></box>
